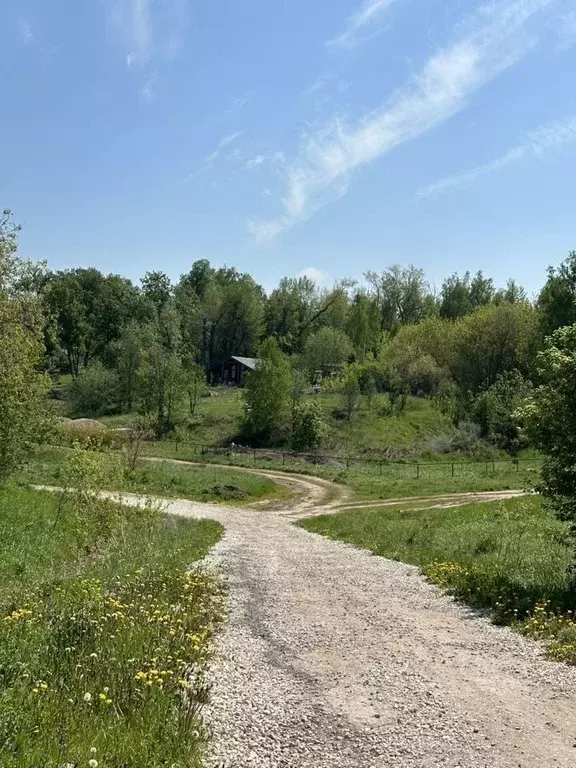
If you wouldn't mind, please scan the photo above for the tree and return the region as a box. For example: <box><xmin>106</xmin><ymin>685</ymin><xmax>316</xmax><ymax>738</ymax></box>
<box><xmin>44</xmin><ymin>268</ymin><xmax>144</xmax><ymax>375</ymax></box>
<box><xmin>184</xmin><ymin>362</ymin><xmax>206</xmax><ymax>417</ymax></box>
<box><xmin>346</xmin><ymin>290</ymin><xmax>380</xmax><ymax>361</ymax></box>
<box><xmin>451</xmin><ymin>302</ymin><xmax>537</xmax><ymax>394</ymax></box>
<box><xmin>538</xmin><ymin>251</ymin><xmax>576</xmax><ymax>336</ymax></box>
<box><xmin>242</xmin><ymin>338</ymin><xmax>291</xmax><ymax>442</ymax></box>
<box><xmin>365</xmin><ymin>265</ymin><xmax>429</xmax><ymax>332</ymax></box>
<box><xmin>69</xmin><ymin>362</ymin><xmax>119</xmax><ymax>415</ymax></box>
<box><xmin>471</xmin><ymin>370</ymin><xmax>532</xmax><ymax>453</ymax></box>
<box><xmin>341</xmin><ymin>365</ymin><xmax>361</xmax><ymax>422</ymax></box>
<box><xmin>140</xmin><ymin>340</ymin><xmax>184</xmax><ymax>437</ymax></box>
<box><xmin>292</xmin><ymin>400</ymin><xmax>328</xmax><ymax>451</ymax></box>
<box><xmin>0</xmin><ymin>211</ymin><xmax>51</xmax><ymax>483</ymax></box>
<box><xmin>516</xmin><ymin>325</ymin><xmax>576</xmax><ymax>525</ymax></box>
<box><xmin>303</xmin><ymin>327</ymin><xmax>353</xmax><ymax>379</ymax></box>
<box><xmin>141</xmin><ymin>271</ymin><xmax>172</xmax><ymax>313</ymax></box>
<box><xmin>110</xmin><ymin>322</ymin><xmax>145</xmax><ymax>411</ymax></box>
<box><xmin>440</xmin><ymin>272</ymin><xmax>472</xmax><ymax>321</ymax></box>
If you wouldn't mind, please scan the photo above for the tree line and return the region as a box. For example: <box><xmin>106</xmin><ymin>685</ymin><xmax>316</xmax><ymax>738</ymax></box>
<box><xmin>3</xmin><ymin>208</ymin><xmax>576</xmax><ymax>529</ymax></box>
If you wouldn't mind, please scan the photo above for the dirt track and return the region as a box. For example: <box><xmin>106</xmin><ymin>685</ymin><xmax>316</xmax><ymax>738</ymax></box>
<box><xmin>100</xmin><ymin>464</ymin><xmax>576</xmax><ymax>768</ymax></box>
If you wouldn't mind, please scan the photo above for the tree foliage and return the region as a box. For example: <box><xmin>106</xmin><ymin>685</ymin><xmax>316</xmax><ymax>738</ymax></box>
<box><xmin>516</xmin><ymin>326</ymin><xmax>576</xmax><ymax>525</ymax></box>
<box><xmin>242</xmin><ymin>338</ymin><xmax>291</xmax><ymax>442</ymax></box>
<box><xmin>0</xmin><ymin>211</ymin><xmax>51</xmax><ymax>482</ymax></box>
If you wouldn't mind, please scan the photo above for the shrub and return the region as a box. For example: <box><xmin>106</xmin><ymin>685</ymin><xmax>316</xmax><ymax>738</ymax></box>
<box><xmin>292</xmin><ymin>400</ymin><xmax>328</xmax><ymax>451</ymax></box>
<box><xmin>70</xmin><ymin>363</ymin><xmax>118</xmax><ymax>415</ymax></box>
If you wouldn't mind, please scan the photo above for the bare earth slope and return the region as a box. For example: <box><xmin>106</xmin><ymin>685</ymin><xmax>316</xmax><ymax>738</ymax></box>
<box><xmin>106</xmin><ymin>481</ymin><xmax>576</xmax><ymax>768</ymax></box>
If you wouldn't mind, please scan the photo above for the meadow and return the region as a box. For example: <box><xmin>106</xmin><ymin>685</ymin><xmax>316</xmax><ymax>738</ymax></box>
<box><xmin>0</xmin><ymin>485</ymin><xmax>224</xmax><ymax>766</ymax></box>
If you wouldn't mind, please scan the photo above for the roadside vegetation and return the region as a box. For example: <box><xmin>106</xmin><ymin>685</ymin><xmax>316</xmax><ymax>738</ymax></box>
<box><xmin>0</xmin><ymin>209</ymin><xmax>226</xmax><ymax>765</ymax></box>
<box><xmin>300</xmin><ymin>497</ymin><xmax>576</xmax><ymax>664</ymax></box>
<box><xmin>0</xmin><ymin>484</ymin><xmax>223</xmax><ymax>766</ymax></box>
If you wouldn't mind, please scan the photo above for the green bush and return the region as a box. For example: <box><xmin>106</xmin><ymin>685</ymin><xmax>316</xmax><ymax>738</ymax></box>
<box><xmin>69</xmin><ymin>364</ymin><xmax>119</xmax><ymax>415</ymax></box>
<box><xmin>292</xmin><ymin>400</ymin><xmax>328</xmax><ymax>450</ymax></box>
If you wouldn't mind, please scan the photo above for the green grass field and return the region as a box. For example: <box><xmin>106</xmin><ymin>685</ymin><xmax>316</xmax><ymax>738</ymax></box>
<box><xmin>0</xmin><ymin>486</ymin><xmax>223</xmax><ymax>766</ymax></box>
<box><xmin>19</xmin><ymin>446</ymin><xmax>289</xmax><ymax>505</ymax></box>
<box><xmin>141</xmin><ymin>439</ymin><xmax>540</xmax><ymax>500</ymax></box>
<box><xmin>300</xmin><ymin>496</ymin><xmax>576</xmax><ymax>663</ymax></box>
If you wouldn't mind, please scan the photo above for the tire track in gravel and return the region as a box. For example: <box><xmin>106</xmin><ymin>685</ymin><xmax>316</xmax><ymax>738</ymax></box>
<box><xmin>97</xmin><ymin>484</ymin><xmax>576</xmax><ymax>768</ymax></box>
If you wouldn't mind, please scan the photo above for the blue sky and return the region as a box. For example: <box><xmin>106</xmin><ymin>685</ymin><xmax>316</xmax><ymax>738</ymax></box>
<box><xmin>2</xmin><ymin>0</ymin><xmax>576</xmax><ymax>295</ymax></box>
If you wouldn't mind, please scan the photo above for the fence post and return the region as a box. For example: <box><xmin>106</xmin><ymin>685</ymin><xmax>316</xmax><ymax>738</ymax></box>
<box><xmin>452</xmin><ymin>462</ymin><xmax>454</xmax><ymax>477</ymax></box>
<box><xmin>492</xmin><ymin>459</ymin><xmax>495</xmax><ymax>475</ymax></box>
<box><xmin>282</xmin><ymin>453</ymin><xmax>285</xmax><ymax>466</ymax></box>
<box><xmin>379</xmin><ymin>461</ymin><xmax>383</xmax><ymax>475</ymax></box>
<box><xmin>253</xmin><ymin>449</ymin><xmax>256</xmax><ymax>464</ymax></box>
<box><xmin>175</xmin><ymin>437</ymin><xmax>179</xmax><ymax>455</ymax></box>
<box><xmin>485</xmin><ymin>461</ymin><xmax>489</xmax><ymax>476</ymax></box>
<box><xmin>346</xmin><ymin>457</ymin><xmax>350</xmax><ymax>470</ymax></box>
<box><xmin>416</xmin><ymin>463</ymin><xmax>420</xmax><ymax>479</ymax></box>
<box><xmin>516</xmin><ymin>458</ymin><xmax>519</xmax><ymax>472</ymax></box>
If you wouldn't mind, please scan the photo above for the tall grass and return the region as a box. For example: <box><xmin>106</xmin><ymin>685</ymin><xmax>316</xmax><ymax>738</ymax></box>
<box><xmin>19</xmin><ymin>446</ymin><xmax>288</xmax><ymax>505</ymax></box>
<box><xmin>0</xmin><ymin>486</ymin><xmax>224</xmax><ymax>766</ymax></box>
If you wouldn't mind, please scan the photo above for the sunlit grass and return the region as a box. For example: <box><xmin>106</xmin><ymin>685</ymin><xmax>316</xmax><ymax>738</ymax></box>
<box><xmin>0</xmin><ymin>486</ymin><xmax>224</xmax><ymax>766</ymax></box>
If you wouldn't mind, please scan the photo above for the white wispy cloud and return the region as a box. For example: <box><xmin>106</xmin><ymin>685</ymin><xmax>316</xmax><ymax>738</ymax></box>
<box><xmin>417</xmin><ymin>115</ymin><xmax>576</xmax><ymax>197</ymax></box>
<box><xmin>248</xmin><ymin>0</ymin><xmax>553</xmax><ymax>244</ymax></box>
<box><xmin>327</xmin><ymin>0</ymin><xmax>397</xmax><ymax>49</ymax></box>
<box><xmin>106</xmin><ymin>0</ymin><xmax>151</xmax><ymax>67</ymax></box>
<box><xmin>245</xmin><ymin>152</ymin><xmax>285</xmax><ymax>170</ymax></box>
<box><xmin>107</xmin><ymin>0</ymin><xmax>187</xmax><ymax>66</ymax></box>
<box><xmin>19</xmin><ymin>19</ymin><xmax>35</xmax><ymax>45</ymax></box>
<box><xmin>139</xmin><ymin>72</ymin><xmax>159</xmax><ymax>102</ymax></box>
<box><xmin>296</xmin><ymin>267</ymin><xmax>330</xmax><ymax>285</ymax></box>
<box><xmin>205</xmin><ymin>132</ymin><xmax>243</xmax><ymax>166</ymax></box>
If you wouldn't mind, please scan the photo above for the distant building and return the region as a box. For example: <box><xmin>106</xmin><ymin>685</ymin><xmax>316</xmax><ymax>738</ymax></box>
<box><xmin>211</xmin><ymin>356</ymin><xmax>260</xmax><ymax>386</ymax></box>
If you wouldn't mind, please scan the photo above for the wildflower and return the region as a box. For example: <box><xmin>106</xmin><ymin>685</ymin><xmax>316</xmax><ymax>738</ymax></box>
<box><xmin>89</xmin><ymin>653</ymin><xmax>98</xmax><ymax>659</ymax></box>
<box><xmin>89</xmin><ymin>760</ymin><xmax>98</xmax><ymax>768</ymax></box>
<box><xmin>90</xmin><ymin>748</ymin><xmax>97</xmax><ymax>755</ymax></box>
<box><xmin>83</xmin><ymin>692</ymin><xmax>92</xmax><ymax>703</ymax></box>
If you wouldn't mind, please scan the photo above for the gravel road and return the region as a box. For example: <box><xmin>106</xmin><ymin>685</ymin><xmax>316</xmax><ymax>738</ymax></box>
<box><xmin>88</xmin><ymin>474</ymin><xmax>576</xmax><ymax>767</ymax></box>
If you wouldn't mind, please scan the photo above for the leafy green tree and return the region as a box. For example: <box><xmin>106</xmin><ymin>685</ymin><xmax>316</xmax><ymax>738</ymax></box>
<box><xmin>0</xmin><ymin>211</ymin><xmax>51</xmax><ymax>482</ymax></box>
<box><xmin>184</xmin><ymin>362</ymin><xmax>207</xmax><ymax>417</ymax></box>
<box><xmin>538</xmin><ymin>251</ymin><xmax>576</xmax><ymax>336</ymax></box>
<box><xmin>346</xmin><ymin>290</ymin><xmax>381</xmax><ymax>361</ymax></box>
<box><xmin>242</xmin><ymin>338</ymin><xmax>291</xmax><ymax>442</ymax></box>
<box><xmin>365</xmin><ymin>265</ymin><xmax>429</xmax><ymax>331</ymax></box>
<box><xmin>303</xmin><ymin>327</ymin><xmax>353</xmax><ymax>379</ymax></box>
<box><xmin>140</xmin><ymin>340</ymin><xmax>184</xmax><ymax>437</ymax></box>
<box><xmin>111</xmin><ymin>322</ymin><xmax>145</xmax><ymax>411</ymax></box>
<box><xmin>44</xmin><ymin>268</ymin><xmax>144</xmax><ymax>375</ymax></box>
<box><xmin>69</xmin><ymin>362</ymin><xmax>119</xmax><ymax>415</ymax></box>
<box><xmin>451</xmin><ymin>302</ymin><xmax>537</xmax><ymax>394</ymax></box>
<box><xmin>341</xmin><ymin>365</ymin><xmax>361</xmax><ymax>422</ymax></box>
<box><xmin>516</xmin><ymin>326</ymin><xmax>576</xmax><ymax>524</ymax></box>
<box><xmin>440</xmin><ymin>273</ymin><xmax>473</xmax><ymax>321</ymax></box>
<box><xmin>471</xmin><ymin>370</ymin><xmax>532</xmax><ymax>453</ymax></box>
<box><xmin>291</xmin><ymin>400</ymin><xmax>328</xmax><ymax>451</ymax></box>
<box><xmin>141</xmin><ymin>271</ymin><xmax>172</xmax><ymax>312</ymax></box>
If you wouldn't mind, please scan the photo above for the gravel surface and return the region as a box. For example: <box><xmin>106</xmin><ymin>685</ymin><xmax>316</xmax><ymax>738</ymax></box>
<box><xmin>92</xmin><ymin>479</ymin><xmax>576</xmax><ymax>766</ymax></box>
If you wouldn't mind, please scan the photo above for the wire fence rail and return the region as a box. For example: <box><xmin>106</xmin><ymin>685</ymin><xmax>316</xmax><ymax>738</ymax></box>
<box><xmin>160</xmin><ymin>437</ymin><xmax>543</xmax><ymax>478</ymax></box>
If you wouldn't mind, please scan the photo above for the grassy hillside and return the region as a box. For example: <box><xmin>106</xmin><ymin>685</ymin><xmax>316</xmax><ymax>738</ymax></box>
<box><xmin>0</xmin><ymin>486</ymin><xmax>223</xmax><ymax>766</ymax></box>
<box><xmin>55</xmin><ymin>383</ymin><xmax>455</xmax><ymax>457</ymax></box>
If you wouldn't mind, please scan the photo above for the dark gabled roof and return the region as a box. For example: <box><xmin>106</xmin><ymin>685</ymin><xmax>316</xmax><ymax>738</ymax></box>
<box><xmin>231</xmin><ymin>356</ymin><xmax>260</xmax><ymax>371</ymax></box>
